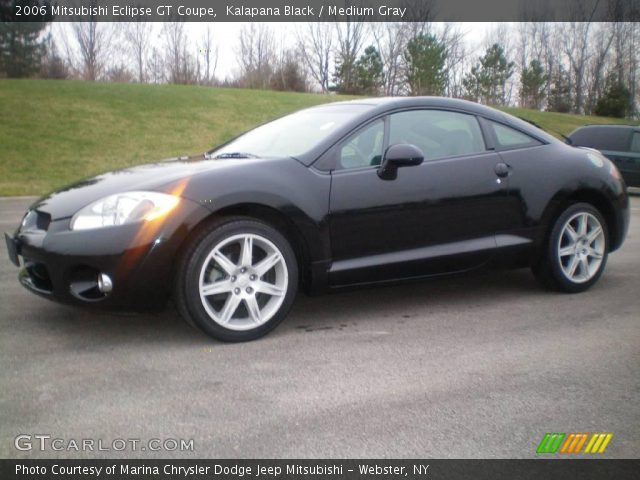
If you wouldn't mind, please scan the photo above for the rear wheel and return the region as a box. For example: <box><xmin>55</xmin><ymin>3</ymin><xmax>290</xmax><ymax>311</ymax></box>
<box><xmin>533</xmin><ymin>203</ymin><xmax>608</xmax><ymax>293</ymax></box>
<box><xmin>175</xmin><ymin>217</ymin><xmax>298</xmax><ymax>342</ymax></box>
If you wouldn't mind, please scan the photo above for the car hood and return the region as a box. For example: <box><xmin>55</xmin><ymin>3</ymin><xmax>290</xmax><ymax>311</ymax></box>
<box><xmin>30</xmin><ymin>155</ymin><xmax>288</xmax><ymax>220</ymax></box>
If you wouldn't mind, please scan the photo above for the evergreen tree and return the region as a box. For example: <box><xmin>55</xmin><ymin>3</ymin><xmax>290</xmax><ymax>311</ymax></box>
<box><xmin>354</xmin><ymin>45</ymin><xmax>383</xmax><ymax>96</ymax></box>
<box><xmin>520</xmin><ymin>60</ymin><xmax>547</xmax><ymax>110</ymax></box>
<box><xmin>0</xmin><ymin>1</ymin><xmax>50</xmax><ymax>78</ymax></box>
<box><xmin>463</xmin><ymin>43</ymin><xmax>514</xmax><ymax>105</ymax></box>
<box><xmin>462</xmin><ymin>65</ymin><xmax>483</xmax><ymax>103</ymax></box>
<box><xmin>595</xmin><ymin>74</ymin><xmax>632</xmax><ymax>118</ymax></box>
<box><xmin>404</xmin><ymin>33</ymin><xmax>447</xmax><ymax>96</ymax></box>
<box><xmin>547</xmin><ymin>66</ymin><xmax>572</xmax><ymax>113</ymax></box>
<box><xmin>332</xmin><ymin>54</ymin><xmax>358</xmax><ymax>95</ymax></box>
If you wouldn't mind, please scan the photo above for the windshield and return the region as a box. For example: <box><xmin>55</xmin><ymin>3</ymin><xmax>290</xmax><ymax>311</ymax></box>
<box><xmin>210</xmin><ymin>104</ymin><xmax>372</xmax><ymax>159</ymax></box>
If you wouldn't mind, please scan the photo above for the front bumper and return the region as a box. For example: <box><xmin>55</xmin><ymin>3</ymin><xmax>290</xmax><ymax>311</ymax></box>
<box><xmin>610</xmin><ymin>177</ymin><xmax>631</xmax><ymax>252</ymax></box>
<box><xmin>6</xmin><ymin>198</ymin><xmax>210</xmax><ymax>311</ymax></box>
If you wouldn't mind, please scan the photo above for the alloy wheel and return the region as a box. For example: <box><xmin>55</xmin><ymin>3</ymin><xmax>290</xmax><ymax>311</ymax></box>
<box><xmin>198</xmin><ymin>233</ymin><xmax>288</xmax><ymax>330</ymax></box>
<box><xmin>557</xmin><ymin>212</ymin><xmax>606</xmax><ymax>284</ymax></box>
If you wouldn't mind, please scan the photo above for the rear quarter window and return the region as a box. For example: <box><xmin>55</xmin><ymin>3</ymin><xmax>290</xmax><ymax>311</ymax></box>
<box><xmin>486</xmin><ymin>121</ymin><xmax>542</xmax><ymax>150</ymax></box>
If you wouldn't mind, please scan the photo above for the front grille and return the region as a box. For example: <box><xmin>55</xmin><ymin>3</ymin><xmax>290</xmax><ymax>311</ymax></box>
<box><xmin>21</xmin><ymin>210</ymin><xmax>51</xmax><ymax>232</ymax></box>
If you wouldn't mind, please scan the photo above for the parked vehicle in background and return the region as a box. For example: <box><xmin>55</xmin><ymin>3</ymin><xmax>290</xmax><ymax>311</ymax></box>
<box><xmin>568</xmin><ymin>125</ymin><xmax>640</xmax><ymax>187</ymax></box>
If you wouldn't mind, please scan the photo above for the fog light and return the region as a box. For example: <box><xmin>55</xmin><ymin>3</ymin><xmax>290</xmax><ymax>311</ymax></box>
<box><xmin>97</xmin><ymin>273</ymin><xmax>113</xmax><ymax>293</ymax></box>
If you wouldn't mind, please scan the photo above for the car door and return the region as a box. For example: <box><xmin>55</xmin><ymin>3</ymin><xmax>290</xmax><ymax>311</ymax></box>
<box><xmin>327</xmin><ymin>109</ymin><xmax>511</xmax><ymax>287</ymax></box>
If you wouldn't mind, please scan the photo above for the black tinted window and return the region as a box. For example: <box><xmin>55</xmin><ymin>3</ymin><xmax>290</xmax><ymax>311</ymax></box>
<box><xmin>389</xmin><ymin>110</ymin><xmax>485</xmax><ymax>160</ymax></box>
<box><xmin>488</xmin><ymin>121</ymin><xmax>542</xmax><ymax>149</ymax></box>
<box><xmin>569</xmin><ymin>126</ymin><xmax>631</xmax><ymax>151</ymax></box>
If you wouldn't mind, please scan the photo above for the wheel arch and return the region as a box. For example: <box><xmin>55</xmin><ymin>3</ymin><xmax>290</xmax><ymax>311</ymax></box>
<box><xmin>541</xmin><ymin>188</ymin><xmax>620</xmax><ymax>252</ymax></box>
<box><xmin>172</xmin><ymin>203</ymin><xmax>315</xmax><ymax>292</ymax></box>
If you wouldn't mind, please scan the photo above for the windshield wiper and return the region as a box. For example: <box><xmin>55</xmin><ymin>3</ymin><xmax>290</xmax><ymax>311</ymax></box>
<box><xmin>212</xmin><ymin>152</ymin><xmax>259</xmax><ymax>159</ymax></box>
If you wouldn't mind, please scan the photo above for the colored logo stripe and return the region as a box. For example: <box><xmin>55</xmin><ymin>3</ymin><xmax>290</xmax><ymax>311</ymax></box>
<box><xmin>537</xmin><ymin>433</ymin><xmax>566</xmax><ymax>454</ymax></box>
<box><xmin>560</xmin><ymin>433</ymin><xmax>588</xmax><ymax>454</ymax></box>
<box><xmin>537</xmin><ymin>433</ymin><xmax>613</xmax><ymax>454</ymax></box>
<box><xmin>584</xmin><ymin>433</ymin><xmax>613</xmax><ymax>454</ymax></box>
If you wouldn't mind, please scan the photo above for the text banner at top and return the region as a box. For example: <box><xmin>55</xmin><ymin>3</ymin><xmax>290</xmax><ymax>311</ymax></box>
<box><xmin>2</xmin><ymin>0</ymin><xmax>640</xmax><ymax>22</ymax></box>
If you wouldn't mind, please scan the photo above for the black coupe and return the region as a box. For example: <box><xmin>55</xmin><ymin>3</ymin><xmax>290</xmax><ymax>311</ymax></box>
<box><xmin>5</xmin><ymin>97</ymin><xmax>630</xmax><ymax>341</ymax></box>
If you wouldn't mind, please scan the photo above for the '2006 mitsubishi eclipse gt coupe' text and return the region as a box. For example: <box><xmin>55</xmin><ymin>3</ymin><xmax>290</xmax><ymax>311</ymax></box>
<box><xmin>5</xmin><ymin>97</ymin><xmax>630</xmax><ymax>342</ymax></box>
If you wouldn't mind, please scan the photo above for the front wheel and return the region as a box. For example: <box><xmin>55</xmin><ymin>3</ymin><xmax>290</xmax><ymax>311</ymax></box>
<box><xmin>533</xmin><ymin>203</ymin><xmax>608</xmax><ymax>293</ymax></box>
<box><xmin>175</xmin><ymin>218</ymin><xmax>298</xmax><ymax>342</ymax></box>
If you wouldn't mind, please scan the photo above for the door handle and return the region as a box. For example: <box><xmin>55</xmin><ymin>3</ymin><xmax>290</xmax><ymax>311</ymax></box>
<box><xmin>494</xmin><ymin>162</ymin><xmax>511</xmax><ymax>178</ymax></box>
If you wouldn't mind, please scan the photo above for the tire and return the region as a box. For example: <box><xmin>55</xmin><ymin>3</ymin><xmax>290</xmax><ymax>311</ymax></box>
<box><xmin>174</xmin><ymin>217</ymin><xmax>298</xmax><ymax>342</ymax></box>
<box><xmin>533</xmin><ymin>202</ymin><xmax>609</xmax><ymax>293</ymax></box>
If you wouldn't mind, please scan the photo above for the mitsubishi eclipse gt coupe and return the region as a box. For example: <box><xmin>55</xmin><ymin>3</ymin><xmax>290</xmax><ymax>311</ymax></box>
<box><xmin>5</xmin><ymin>97</ymin><xmax>630</xmax><ymax>342</ymax></box>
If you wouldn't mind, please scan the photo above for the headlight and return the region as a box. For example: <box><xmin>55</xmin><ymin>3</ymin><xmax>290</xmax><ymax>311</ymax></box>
<box><xmin>609</xmin><ymin>162</ymin><xmax>623</xmax><ymax>181</ymax></box>
<box><xmin>70</xmin><ymin>191</ymin><xmax>180</xmax><ymax>231</ymax></box>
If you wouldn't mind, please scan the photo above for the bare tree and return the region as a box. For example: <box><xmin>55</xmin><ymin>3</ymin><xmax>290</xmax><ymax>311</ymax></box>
<box><xmin>237</xmin><ymin>23</ymin><xmax>275</xmax><ymax>89</ymax></box>
<box><xmin>562</xmin><ymin>1</ymin><xmax>602</xmax><ymax>112</ymax></box>
<box><xmin>297</xmin><ymin>23</ymin><xmax>333</xmax><ymax>93</ymax></box>
<box><xmin>163</xmin><ymin>21</ymin><xmax>184</xmax><ymax>83</ymax></box>
<box><xmin>401</xmin><ymin>0</ymin><xmax>437</xmax><ymax>37</ymax></box>
<box><xmin>162</xmin><ymin>21</ymin><xmax>197</xmax><ymax>84</ymax></box>
<box><xmin>372</xmin><ymin>22</ymin><xmax>407</xmax><ymax>95</ymax></box>
<box><xmin>627</xmin><ymin>23</ymin><xmax>639</xmax><ymax>115</ymax></box>
<box><xmin>123</xmin><ymin>21</ymin><xmax>152</xmax><ymax>83</ymax></box>
<box><xmin>536</xmin><ymin>23</ymin><xmax>560</xmax><ymax>108</ymax></box>
<box><xmin>198</xmin><ymin>25</ymin><xmax>218</xmax><ymax>86</ymax></box>
<box><xmin>147</xmin><ymin>46</ymin><xmax>164</xmax><ymax>84</ymax></box>
<box><xmin>440</xmin><ymin>23</ymin><xmax>467</xmax><ymax>98</ymax></box>
<box><xmin>563</xmin><ymin>21</ymin><xmax>592</xmax><ymax>113</ymax></box>
<box><xmin>612</xmin><ymin>22</ymin><xmax>640</xmax><ymax>116</ymax></box>
<box><xmin>585</xmin><ymin>23</ymin><xmax>616</xmax><ymax>113</ymax></box>
<box><xmin>333</xmin><ymin>17</ymin><xmax>367</xmax><ymax>93</ymax></box>
<box><xmin>69</xmin><ymin>16</ymin><xmax>115</xmax><ymax>81</ymax></box>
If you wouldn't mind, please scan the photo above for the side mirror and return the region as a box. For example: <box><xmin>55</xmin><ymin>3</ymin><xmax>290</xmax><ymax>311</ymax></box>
<box><xmin>378</xmin><ymin>144</ymin><xmax>424</xmax><ymax>180</ymax></box>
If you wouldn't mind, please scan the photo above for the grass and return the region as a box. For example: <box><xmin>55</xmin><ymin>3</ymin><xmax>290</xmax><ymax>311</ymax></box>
<box><xmin>0</xmin><ymin>79</ymin><xmax>637</xmax><ymax>196</ymax></box>
<box><xmin>501</xmin><ymin>106</ymin><xmax>638</xmax><ymax>138</ymax></box>
<box><xmin>0</xmin><ymin>79</ymin><xmax>344</xmax><ymax>196</ymax></box>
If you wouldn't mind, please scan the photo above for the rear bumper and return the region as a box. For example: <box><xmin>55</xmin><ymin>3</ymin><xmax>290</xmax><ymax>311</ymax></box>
<box><xmin>6</xmin><ymin>198</ymin><xmax>210</xmax><ymax>311</ymax></box>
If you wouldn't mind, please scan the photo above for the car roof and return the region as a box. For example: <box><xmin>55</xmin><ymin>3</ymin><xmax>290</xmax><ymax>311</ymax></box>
<box><xmin>571</xmin><ymin>124</ymin><xmax>639</xmax><ymax>132</ymax></box>
<box><xmin>312</xmin><ymin>96</ymin><xmax>560</xmax><ymax>145</ymax></box>
<box><xmin>323</xmin><ymin>96</ymin><xmax>510</xmax><ymax>119</ymax></box>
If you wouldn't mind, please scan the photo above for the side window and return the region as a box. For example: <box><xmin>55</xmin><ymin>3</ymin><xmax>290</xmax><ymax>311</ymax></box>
<box><xmin>489</xmin><ymin>121</ymin><xmax>542</xmax><ymax>150</ymax></box>
<box><xmin>592</xmin><ymin>127</ymin><xmax>633</xmax><ymax>151</ymax></box>
<box><xmin>630</xmin><ymin>132</ymin><xmax>640</xmax><ymax>153</ymax></box>
<box><xmin>339</xmin><ymin>120</ymin><xmax>384</xmax><ymax>169</ymax></box>
<box><xmin>389</xmin><ymin>110</ymin><xmax>485</xmax><ymax>161</ymax></box>
<box><xmin>569</xmin><ymin>128</ymin><xmax>597</xmax><ymax>147</ymax></box>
